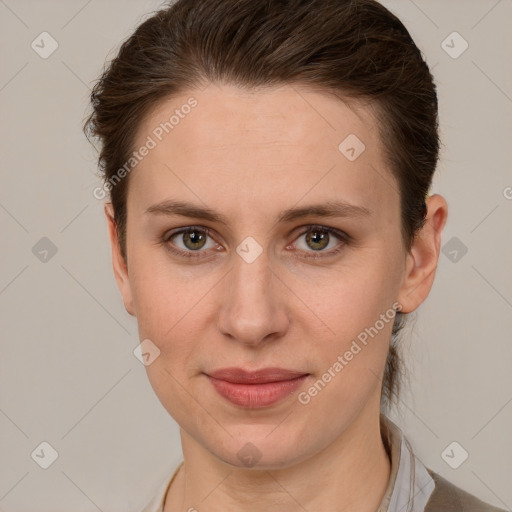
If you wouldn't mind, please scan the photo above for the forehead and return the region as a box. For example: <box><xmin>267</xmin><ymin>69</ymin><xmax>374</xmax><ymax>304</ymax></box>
<box><xmin>128</xmin><ymin>83</ymin><xmax>397</xmax><ymax>219</ymax></box>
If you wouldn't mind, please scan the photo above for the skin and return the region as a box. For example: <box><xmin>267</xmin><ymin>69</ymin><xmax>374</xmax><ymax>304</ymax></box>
<box><xmin>105</xmin><ymin>83</ymin><xmax>447</xmax><ymax>512</ymax></box>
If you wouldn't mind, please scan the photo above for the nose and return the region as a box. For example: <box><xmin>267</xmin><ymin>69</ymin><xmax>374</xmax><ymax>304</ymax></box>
<box><xmin>216</xmin><ymin>248</ymin><xmax>290</xmax><ymax>347</ymax></box>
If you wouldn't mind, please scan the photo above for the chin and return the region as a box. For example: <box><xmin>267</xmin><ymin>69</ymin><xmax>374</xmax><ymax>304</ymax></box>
<box><xmin>197</xmin><ymin>423</ymin><xmax>319</xmax><ymax>471</ymax></box>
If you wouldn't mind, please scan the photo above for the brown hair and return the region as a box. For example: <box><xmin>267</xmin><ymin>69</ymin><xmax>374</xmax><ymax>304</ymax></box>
<box><xmin>84</xmin><ymin>0</ymin><xmax>440</xmax><ymax>409</ymax></box>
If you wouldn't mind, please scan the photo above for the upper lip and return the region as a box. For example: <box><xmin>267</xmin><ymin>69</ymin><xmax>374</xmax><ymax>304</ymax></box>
<box><xmin>207</xmin><ymin>367</ymin><xmax>308</xmax><ymax>384</ymax></box>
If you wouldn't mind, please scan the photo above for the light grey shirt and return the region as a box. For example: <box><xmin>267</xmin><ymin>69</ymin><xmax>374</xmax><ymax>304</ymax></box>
<box><xmin>139</xmin><ymin>415</ymin><xmax>435</xmax><ymax>512</ymax></box>
<box><xmin>378</xmin><ymin>415</ymin><xmax>435</xmax><ymax>511</ymax></box>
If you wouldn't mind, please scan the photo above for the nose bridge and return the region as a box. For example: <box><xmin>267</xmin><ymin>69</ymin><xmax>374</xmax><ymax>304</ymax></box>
<box><xmin>217</xmin><ymin>244</ymin><xmax>288</xmax><ymax>345</ymax></box>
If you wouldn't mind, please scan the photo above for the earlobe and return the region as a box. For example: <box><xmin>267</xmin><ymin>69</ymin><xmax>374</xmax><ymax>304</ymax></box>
<box><xmin>397</xmin><ymin>194</ymin><xmax>448</xmax><ymax>313</ymax></box>
<box><xmin>104</xmin><ymin>203</ymin><xmax>136</xmax><ymax>316</ymax></box>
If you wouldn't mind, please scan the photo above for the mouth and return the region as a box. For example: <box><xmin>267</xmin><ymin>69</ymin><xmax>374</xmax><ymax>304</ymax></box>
<box><xmin>205</xmin><ymin>367</ymin><xmax>309</xmax><ymax>408</ymax></box>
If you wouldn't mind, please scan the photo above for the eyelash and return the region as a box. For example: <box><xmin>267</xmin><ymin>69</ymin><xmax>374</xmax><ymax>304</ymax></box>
<box><xmin>161</xmin><ymin>225</ymin><xmax>349</xmax><ymax>261</ymax></box>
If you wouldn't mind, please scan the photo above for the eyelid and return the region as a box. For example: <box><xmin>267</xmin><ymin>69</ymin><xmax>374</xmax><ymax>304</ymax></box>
<box><xmin>292</xmin><ymin>223</ymin><xmax>349</xmax><ymax>241</ymax></box>
<box><xmin>164</xmin><ymin>225</ymin><xmax>213</xmax><ymax>240</ymax></box>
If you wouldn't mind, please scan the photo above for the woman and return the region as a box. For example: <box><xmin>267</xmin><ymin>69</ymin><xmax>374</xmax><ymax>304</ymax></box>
<box><xmin>84</xmin><ymin>0</ymin><xmax>505</xmax><ymax>510</ymax></box>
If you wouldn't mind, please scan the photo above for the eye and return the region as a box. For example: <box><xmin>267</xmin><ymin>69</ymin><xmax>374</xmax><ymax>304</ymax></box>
<box><xmin>291</xmin><ymin>225</ymin><xmax>348</xmax><ymax>259</ymax></box>
<box><xmin>161</xmin><ymin>224</ymin><xmax>348</xmax><ymax>261</ymax></box>
<box><xmin>163</xmin><ymin>226</ymin><xmax>219</xmax><ymax>259</ymax></box>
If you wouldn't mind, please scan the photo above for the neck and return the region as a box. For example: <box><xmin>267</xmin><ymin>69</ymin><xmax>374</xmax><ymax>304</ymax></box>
<box><xmin>164</xmin><ymin>399</ymin><xmax>390</xmax><ymax>512</ymax></box>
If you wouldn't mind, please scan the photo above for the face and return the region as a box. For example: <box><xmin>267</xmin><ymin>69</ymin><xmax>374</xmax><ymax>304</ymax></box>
<box><xmin>106</xmin><ymin>83</ymin><xmax>445</xmax><ymax>469</ymax></box>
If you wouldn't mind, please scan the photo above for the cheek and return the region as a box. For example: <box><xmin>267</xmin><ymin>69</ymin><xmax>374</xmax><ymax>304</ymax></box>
<box><xmin>128</xmin><ymin>248</ymin><xmax>218</xmax><ymax>370</ymax></box>
<box><xmin>302</xmin><ymin>254</ymin><xmax>401</xmax><ymax>340</ymax></box>
<box><xmin>297</xmin><ymin>273</ymin><xmax>397</xmax><ymax>421</ymax></box>
<box><xmin>129</xmin><ymin>241</ymin><xmax>190</xmax><ymax>321</ymax></box>
<box><xmin>296</xmin><ymin>251</ymin><xmax>402</xmax><ymax>392</ymax></box>
<box><xmin>129</xmin><ymin>258</ymin><xmax>206</xmax><ymax>417</ymax></box>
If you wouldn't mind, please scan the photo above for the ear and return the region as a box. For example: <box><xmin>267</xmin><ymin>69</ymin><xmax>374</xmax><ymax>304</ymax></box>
<box><xmin>397</xmin><ymin>194</ymin><xmax>448</xmax><ymax>313</ymax></box>
<box><xmin>104</xmin><ymin>203</ymin><xmax>135</xmax><ymax>316</ymax></box>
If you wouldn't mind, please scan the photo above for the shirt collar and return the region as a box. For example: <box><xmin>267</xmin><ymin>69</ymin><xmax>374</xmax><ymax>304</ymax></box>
<box><xmin>378</xmin><ymin>414</ymin><xmax>435</xmax><ymax>512</ymax></box>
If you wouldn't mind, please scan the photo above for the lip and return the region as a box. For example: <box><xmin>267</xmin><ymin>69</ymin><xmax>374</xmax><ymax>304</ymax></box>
<box><xmin>206</xmin><ymin>367</ymin><xmax>309</xmax><ymax>408</ymax></box>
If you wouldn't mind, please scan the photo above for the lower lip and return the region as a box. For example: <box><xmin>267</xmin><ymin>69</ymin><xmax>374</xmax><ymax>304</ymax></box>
<box><xmin>207</xmin><ymin>375</ymin><xmax>308</xmax><ymax>408</ymax></box>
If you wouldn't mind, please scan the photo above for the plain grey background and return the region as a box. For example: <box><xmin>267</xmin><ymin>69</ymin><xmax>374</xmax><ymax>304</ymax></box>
<box><xmin>0</xmin><ymin>0</ymin><xmax>511</xmax><ymax>511</ymax></box>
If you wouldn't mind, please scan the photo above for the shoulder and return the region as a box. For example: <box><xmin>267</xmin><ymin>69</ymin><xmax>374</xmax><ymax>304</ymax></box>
<box><xmin>424</xmin><ymin>468</ymin><xmax>507</xmax><ymax>512</ymax></box>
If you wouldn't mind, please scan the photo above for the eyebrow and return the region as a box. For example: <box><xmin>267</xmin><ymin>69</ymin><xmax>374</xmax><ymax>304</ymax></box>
<box><xmin>144</xmin><ymin>199</ymin><xmax>371</xmax><ymax>224</ymax></box>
